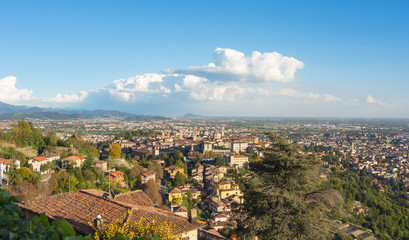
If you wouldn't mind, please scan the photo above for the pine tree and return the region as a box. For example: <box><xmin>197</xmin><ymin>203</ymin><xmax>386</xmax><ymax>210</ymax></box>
<box><xmin>238</xmin><ymin>133</ymin><xmax>331</xmax><ymax>239</ymax></box>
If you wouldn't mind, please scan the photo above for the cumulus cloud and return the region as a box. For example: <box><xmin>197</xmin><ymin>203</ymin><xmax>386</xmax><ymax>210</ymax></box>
<box><xmin>366</xmin><ymin>95</ymin><xmax>389</xmax><ymax>107</ymax></box>
<box><xmin>53</xmin><ymin>90</ymin><xmax>88</xmax><ymax>103</ymax></box>
<box><xmin>0</xmin><ymin>76</ymin><xmax>33</xmax><ymax>103</ymax></box>
<box><xmin>105</xmin><ymin>73</ymin><xmax>253</xmax><ymax>102</ymax></box>
<box><xmin>166</xmin><ymin>48</ymin><xmax>304</xmax><ymax>82</ymax></box>
<box><xmin>108</xmin><ymin>73</ymin><xmax>169</xmax><ymax>101</ymax></box>
<box><xmin>2</xmin><ymin>48</ymin><xmax>347</xmax><ymax>114</ymax></box>
<box><xmin>175</xmin><ymin>75</ymin><xmax>250</xmax><ymax>102</ymax></box>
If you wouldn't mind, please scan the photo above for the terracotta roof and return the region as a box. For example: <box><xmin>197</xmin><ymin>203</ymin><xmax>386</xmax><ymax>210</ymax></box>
<box><xmin>197</xmin><ymin>220</ymin><xmax>207</xmax><ymax>225</ymax></box>
<box><xmin>80</xmin><ymin>189</ymin><xmax>110</xmax><ymax>198</ymax></box>
<box><xmin>33</xmin><ymin>157</ymin><xmax>48</xmax><ymax>162</ymax></box>
<box><xmin>18</xmin><ymin>190</ymin><xmax>128</xmax><ymax>235</ymax></box>
<box><xmin>174</xmin><ymin>206</ymin><xmax>188</xmax><ymax>213</ymax></box>
<box><xmin>62</xmin><ymin>156</ymin><xmax>85</xmax><ymax>161</ymax></box>
<box><xmin>208</xmin><ymin>229</ymin><xmax>223</xmax><ymax>237</ymax></box>
<box><xmin>110</xmin><ymin>171</ymin><xmax>124</xmax><ymax>177</ymax></box>
<box><xmin>40</xmin><ymin>153</ymin><xmax>60</xmax><ymax>158</ymax></box>
<box><xmin>141</xmin><ymin>171</ymin><xmax>156</xmax><ymax>177</ymax></box>
<box><xmin>169</xmin><ymin>188</ymin><xmax>183</xmax><ymax>194</ymax></box>
<box><xmin>19</xmin><ymin>190</ymin><xmax>205</xmax><ymax>235</ymax></box>
<box><xmin>128</xmin><ymin>206</ymin><xmax>204</xmax><ymax>234</ymax></box>
<box><xmin>114</xmin><ymin>190</ymin><xmax>155</xmax><ymax>206</ymax></box>
<box><xmin>0</xmin><ymin>158</ymin><xmax>16</xmax><ymax>165</ymax></box>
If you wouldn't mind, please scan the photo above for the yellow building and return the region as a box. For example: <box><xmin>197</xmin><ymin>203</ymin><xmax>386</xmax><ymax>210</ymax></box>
<box><xmin>212</xmin><ymin>171</ymin><xmax>225</xmax><ymax>182</ymax></box>
<box><xmin>168</xmin><ymin>188</ymin><xmax>183</xmax><ymax>203</ymax></box>
<box><xmin>164</xmin><ymin>165</ymin><xmax>185</xmax><ymax>179</ymax></box>
<box><xmin>217</xmin><ymin>181</ymin><xmax>243</xmax><ymax>199</ymax></box>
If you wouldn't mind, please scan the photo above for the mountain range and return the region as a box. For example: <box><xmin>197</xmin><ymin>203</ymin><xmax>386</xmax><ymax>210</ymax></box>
<box><xmin>0</xmin><ymin>102</ymin><xmax>168</xmax><ymax>121</ymax></box>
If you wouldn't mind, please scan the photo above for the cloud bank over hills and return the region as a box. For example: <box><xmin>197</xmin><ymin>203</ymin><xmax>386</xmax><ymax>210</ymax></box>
<box><xmin>0</xmin><ymin>48</ymin><xmax>393</xmax><ymax>117</ymax></box>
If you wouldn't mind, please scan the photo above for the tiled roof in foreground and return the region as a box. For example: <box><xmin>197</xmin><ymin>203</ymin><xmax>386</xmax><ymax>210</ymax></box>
<box><xmin>113</xmin><ymin>190</ymin><xmax>155</xmax><ymax>206</ymax></box>
<box><xmin>19</xmin><ymin>190</ymin><xmax>127</xmax><ymax>234</ymax></box>
<box><xmin>19</xmin><ymin>189</ymin><xmax>204</xmax><ymax>235</ymax></box>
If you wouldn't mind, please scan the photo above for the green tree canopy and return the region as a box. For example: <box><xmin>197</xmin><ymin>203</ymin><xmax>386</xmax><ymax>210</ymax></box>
<box><xmin>215</xmin><ymin>156</ymin><xmax>226</xmax><ymax>167</ymax></box>
<box><xmin>238</xmin><ymin>133</ymin><xmax>331</xmax><ymax>239</ymax></box>
<box><xmin>173</xmin><ymin>171</ymin><xmax>186</xmax><ymax>188</ymax></box>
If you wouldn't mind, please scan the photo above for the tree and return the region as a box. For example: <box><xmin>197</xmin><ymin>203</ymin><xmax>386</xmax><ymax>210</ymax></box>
<box><xmin>93</xmin><ymin>215</ymin><xmax>178</xmax><ymax>240</ymax></box>
<box><xmin>129</xmin><ymin>167</ymin><xmax>142</xmax><ymax>181</ymax></box>
<box><xmin>9</xmin><ymin>181</ymin><xmax>38</xmax><ymax>201</ymax></box>
<box><xmin>148</xmin><ymin>162</ymin><xmax>163</xmax><ymax>179</ymax></box>
<box><xmin>173</xmin><ymin>150</ymin><xmax>183</xmax><ymax>161</ymax></box>
<box><xmin>167</xmin><ymin>156</ymin><xmax>175</xmax><ymax>166</ymax></box>
<box><xmin>237</xmin><ymin>133</ymin><xmax>331</xmax><ymax>239</ymax></box>
<box><xmin>83</xmin><ymin>169</ymin><xmax>96</xmax><ymax>183</ymax></box>
<box><xmin>108</xmin><ymin>143</ymin><xmax>122</xmax><ymax>158</ymax></box>
<box><xmin>194</xmin><ymin>154</ymin><xmax>201</xmax><ymax>167</ymax></box>
<box><xmin>143</xmin><ymin>179</ymin><xmax>162</xmax><ymax>206</ymax></box>
<box><xmin>44</xmin><ymin>130</ymin><xmax>58</xmax><ymax>146</ymax></box>
<box><xmin>215</xmin><ymin>156</ymin><xmax>226</xmax><ymax>167</ymax></box>
<box><xmin>208</xmin><ymin>150</ymin><xmax>214</xmax><ymax>157</ymax></box>
<box><xmin>0</xmin><ymin>147</ymin><xmax>27</xmax><ymax>165</ymax></box>
<box><xmin>17</xmin><ymin>167</ymin><xmax>32</xmax><ymax>179</ymax></box>
<box><xmin>83</xmin><ymin>156</ymin><xmax>95</xmax><ymax>170</ymax></box>
<box><xmin>40</xmin><ymin>163</ymin><xmax>49</xmax><ymax>172</ymax></box>
<box><xmin>6</xmin><ymin>163</ymin><xmax>22</xmax><ymax>185</ymax></box>
<box><xmin>131</xmin><ymin>175</ymin><xmax>143</xmax><ymax>190</ymax></box>
<box><xmin>173</xmin><ymin>171</ymin><xmax>186</xmax><ymax>188</ymax></box>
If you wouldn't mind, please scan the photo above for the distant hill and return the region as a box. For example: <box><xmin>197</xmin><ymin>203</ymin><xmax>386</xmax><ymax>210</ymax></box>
<box><xmin>80</xmin><ymin>109</ymin><xmax>137</xmax><ymax>118</ymax></box>
<box><xmin>0</xmin><ymin>102</ymin><xmax>168</xmax><ymax>121</ymax></box>
<box><xmin>183</xmin><ymin>113</ymin><xmax>203</xmax><ymax>118</ymax></box>
<box><xmin>0</xmin><ymin>112</ymin><xmax>87</xmax><ymax>120</ymax></box>
<box><xmin>0</xmin><ymin>102</ymin><xmax>45</xmax><ymax>114</ymax></box>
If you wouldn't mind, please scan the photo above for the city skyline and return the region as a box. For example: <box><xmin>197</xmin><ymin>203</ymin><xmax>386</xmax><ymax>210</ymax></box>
<box><xmin>1</xmin><ymin>1</ymin><xmax>409</xmax><ymax>118</ymax></box>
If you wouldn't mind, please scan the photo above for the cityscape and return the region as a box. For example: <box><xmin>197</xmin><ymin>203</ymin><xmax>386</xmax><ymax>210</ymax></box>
<box><xmin>1</xmin><ymin>1</ymin><xmax>409</xmax><ymax>240</ymax></box>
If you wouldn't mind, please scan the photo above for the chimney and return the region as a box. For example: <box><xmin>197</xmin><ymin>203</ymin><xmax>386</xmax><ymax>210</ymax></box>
<box><xmin>189</xmin><ymin>209</ymin><xmax>197</xmax><ymax>223</ymax></box>
<box><xmin>93</xmin><ymin>215</ymin><xmax>104</xmax><ymax>228</ymax></box>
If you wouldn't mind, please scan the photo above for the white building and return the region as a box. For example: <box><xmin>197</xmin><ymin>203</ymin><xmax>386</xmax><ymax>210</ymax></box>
<box><xmin>0</xmin><ymin>158</ymin><xmax>21</xmax><ymax>183</ymax></box>
<box><xmin>28</xmin><ymin>157</ymin><xmax>52</xmax><ymax>173</ymax></box>
<box><xmin>231</xmin><ymin>142</ymin><xmax>248</xmax><ymax>153</ymax></box>
<box><xmin>227</xmin><ymin>155</ymin><xmax>249</xmax><ymax>169</ymax></box>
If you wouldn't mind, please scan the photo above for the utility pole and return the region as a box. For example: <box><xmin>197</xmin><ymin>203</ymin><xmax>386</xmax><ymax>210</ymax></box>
<box><xmin>61</xmin><ymin>174</ymin><xmax>71</xmax><ymax>192</ymax></box>
<box><xmin>107</xmin><ymin>156</ymin><xmax>115</xmax><ymax>198</ymax></box>
<box><xmin>108</xmin><ymin>156</ymin><xmax>111</xmax><ymax>196</ymax></box>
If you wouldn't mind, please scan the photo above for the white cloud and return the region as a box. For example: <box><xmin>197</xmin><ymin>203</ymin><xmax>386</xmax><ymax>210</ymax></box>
<box><xmin>108</xmin><ymin>73</ymin><xmax>168</xmax><ymax>101</ymax></box>
<box><xmin>174</xmin><ymin>84</ymin><xmax>183</xmax><ymax>92</ymax></box>
<box><xmin>0</xmin><ymin>76</ymin><xmax>33</xmax><ymax>103</ymax></box>
<box><xmin>53</xmin><ymin>90</ymin><xmax>88</xmax><ymax>103</ymax></box>
<box><xmin>366</xmin><ymin>95</ymin><xmax>389</xmax><ymax>107</ymax></box>
<box><xmin>166</xmin><ymin>48</ymin><xmax>304</xmax><ymax>82</ymax></box>
<box><xmin>322</xmin><ymin>94</ymin><xmax>341</xmax><ymax>103</ymax></box>
<box><xmin>180</xmin><ymin>75</ymin><xmax>249</xmax><ymax>102</ymax></box>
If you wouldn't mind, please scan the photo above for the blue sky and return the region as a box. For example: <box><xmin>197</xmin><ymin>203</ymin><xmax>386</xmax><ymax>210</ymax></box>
<box><xmin>1</xmin><ymin>1</ymin><xmax>409</xmax><ymax>117</ymax></box>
